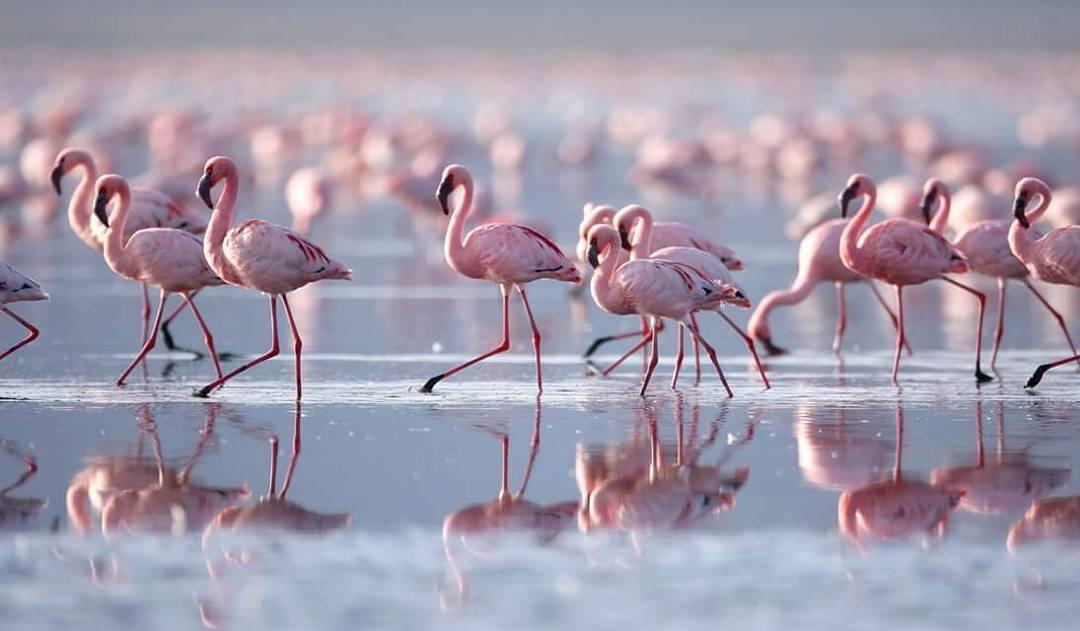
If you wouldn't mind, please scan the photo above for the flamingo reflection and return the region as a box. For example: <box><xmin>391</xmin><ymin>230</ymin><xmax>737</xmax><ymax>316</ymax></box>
<box><xmin>0</xmin><ymin>438</ymin><xmax>45</xmax><ymax>529</ymax></box>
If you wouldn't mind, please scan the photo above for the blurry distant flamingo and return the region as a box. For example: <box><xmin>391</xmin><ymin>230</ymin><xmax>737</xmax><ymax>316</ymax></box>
<box><xmin>748</xmin><ymin>217</ymin><xmax>908</xmax><ymax>356</ymax></box>
<box><xmin>93</xmin><ymin>175</ymin><xmax>225</xmax><ymax>387</ymax></box>
<box><xmin>1007</xmin><ymin>178</ymin><xmax>1080</xmax><ymax>387</ymax></box>
<box><xmin>195</xmin><ymin>156</ymin><xmax>351</xmax><ymax>400</ymax></box>
<box><xmin>839</xmin><ymin>173</ymin><xmax>992</xmax><ymax>383</ymax></box>
<box><xmin>0</xmin><ymin>261</ymin><xmax>47</xmax><ymax>361</ymax></box>
<box><xmin>52</xmin><ymin>148</ymin><xmax>211</xmax><ymax>357</ymax></box>
<box><xmin>285</xmin><ymin>166</ymin><xmax>332</xmax><ymax>236</ymax></box>
<box><xmin>922</xmin><ymin>178</ymin><xmax>1078</xmax><ymax>370</ymax></box>
<box><xmin>587</xmin><ymin>224</ymin><xmax>739</xmax><ymax>396</ymax></box>
<box><xmin>419</xmin><ymin>165</ymin><xmax>580</xmax><ymax>394</ymax></box>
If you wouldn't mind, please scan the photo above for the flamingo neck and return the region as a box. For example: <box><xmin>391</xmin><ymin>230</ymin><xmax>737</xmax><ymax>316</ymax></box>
<box><xmin>1007</xmin><ymin>189</ymin><xmax>1048</xmax><ymax>267</ymax></box>
<box><xmin>204</xmin><ymin>169</ymin><xmax>240</xmax><ymax>278</ymax></box>
<box><xmin>444</xmin><ymin>174</ymin><xmax>474</xmax><ymax>275</ymax></box>
<box><xmin>839</xmin><ymin>189</ymin><xmax>876</xmax><ymax>271</ymax></box>
<box><xmin>929</xmin><ymin>190</ymin><xmax>951</xmax><ymax>235</ymax></box>
<box><xmin>628</xmin><ymin>210</ymin><xmax>654</xmax><ymax>260</ymax></box>
<box><xmin>102</xmin><ymin>187</ymin><xmax>134</xmax><ymax>276</ymax></box>
<box><xmin>589</xmin><ymin>238</ymin><xmax>624</xmax><ymax>310</ymax></box>
<box><xmin>747</xmin><ymin>273</ymin><xmax>816</xmax><ymax>340</ymax></box>
<box><xmin>67</xmin><ymin>158</ymin><xmax>98</xmax><ymax>245</ymax></box>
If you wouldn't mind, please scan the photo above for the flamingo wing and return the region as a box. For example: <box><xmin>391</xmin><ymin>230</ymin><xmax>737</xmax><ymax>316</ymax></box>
<box><xmin>465</xmin><ymin>223</ymin><xmax>572</xmax><ymax>278</ymax></box>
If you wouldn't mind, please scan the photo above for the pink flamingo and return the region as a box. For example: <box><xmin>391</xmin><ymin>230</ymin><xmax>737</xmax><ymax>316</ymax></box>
<box><xmin>52</xmin><ymin>148</ymin><xmax>212</xmax><ymax>357</ymax></box>
<box><xmin>839</xmin><ymin>173</ymin><xmax>992</xmax><ymax>383</ymax></box>
<box><xmin>922</xmin><ymin>178</ymin><xmax>1078</xmax><ymax>370</ymax></box>
<box><xmin>194</xmin><ymin>156</ymin><xmax>352</xmax><ymax>400</ymax></box>
<box><xmin>285</xmin><ymin>166</ymin><xmax>332</xmax><ymax>236</ymax></box>
<box><xmin>612</xmin><ymin>205</ymin><xmax>768</xmax><ymax>388</ymax></box>
<box><xmin>748</xmin><ymin>217</ymin><xmax>908</xmax><ymax>356</ymax></box>
<box><xmin>0</xmin><ymin>261</ymin><xmax>47</xmax><ymax>361</ymax></box>
<box><xmin>1007</xmin><ymin>177</ymin><xmax>1080</xmax><ymax>387</ymax></box>
<box><xmin>418</xmin><ymin>164</ymin><xmax>580</xmax><ymax>394</ymax></box>
<box><xmin>586</xmin><ymin>224</ymin><xmax>739</xmax><ymax>396</ymax></box>
<box><xmin>1007</xmin><ymin>496</ymin><xmax>1080</xmax><ymax>550</ymax></box>
<box><xmin>93</xmin><ymin>175</ymin><xmax>226</xmax><ymax>386</ymax></box>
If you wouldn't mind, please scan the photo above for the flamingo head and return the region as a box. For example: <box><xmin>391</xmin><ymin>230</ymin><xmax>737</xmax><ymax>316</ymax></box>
<box><xmin>1012</xmin><ymin>177</ymin><xmax>1050</xmax><ymax>229</ymax></box>
<box><xmin>197</xmin><ymin>156</ymin><xmax>237</xmax><ymax>209</ymax></box>
<box><xmin>436</xmin><ymin>164</ymin><xmax>471</xmax><ymax>215</ymax></box>
<box><xmin>613</xmin><ymin>205</ymin><xmax>652</xmax><ymax>252</ymax></box>
<box><xmin>50</xmin><ymin>147</ymin><xmax>94</xmax><ymax>195</ymax></box>
<box><xmin>919</xmin><ymin>178</ymin><xmax>948</xmax><ymax>225</ymax></box>
<box><xmin>718</xmin><ymin>284</ymin><xmax>751</xmax><ymax>309</ymax></box>
<box><xmin>92</xmin><ymin>174</ymin><xmax>129</xmax><ymax>228</ymax></box>
<box><xmin>838</xmin><ymin>173</ymin><xmax>875</xmax><ymax>218</ymax></box>
<box><xmin>586</xmin><ymin>224</ymin><xmax>620</xmax><ymax>268</ymax></box>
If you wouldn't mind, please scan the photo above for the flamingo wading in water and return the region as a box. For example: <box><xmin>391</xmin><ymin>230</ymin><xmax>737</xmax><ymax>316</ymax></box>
<box><xmin>1006</xmin><ymin>178</ymin><xmax>1080</xmax><ymax>387</ymax></box>
<box><xmin>93</xmin><ymin>175</ymin><xmax>226</xmax><ymax>387</ymax></box>
<box><xmin>194</xmin><ymin>156</ymin><xmax>352</xmax><ymax>400</ymax></box>
<box><xmin>419</xmin><ymin>165</ymin><xmax>581</xmax><ymax>394</ymax></box>
<box><xmin>0</xmin><ymin>261</ymin><xmax>47</xmax><ymax>361</ymax></box>
<box><xmin>838</xmin><ymin>174</ymin><xmax>992</xmax><ymax>383</ymax></box>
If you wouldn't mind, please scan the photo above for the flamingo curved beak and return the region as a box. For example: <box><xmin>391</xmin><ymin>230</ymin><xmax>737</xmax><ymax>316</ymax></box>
<box><xmin>196</xmin><ymin>173</ymin><xmax>214</xmax><ymax>209</ymax></box>
<box><xmin>838</xmin><ymin>187</ymin><xmax>856</xmax><ymax>218</ymax></box>
<box><xmin>586</xmin><ymin>241</ymin><xmax>601</xmax><ymax>268</ymax></box>
<box><xmin>50</xmin><ymin>163</ymin><xmax>64</xmax><ymax>195</ymax></box>
<box><xmin>1013</xmin><ymin>193</ymin><xmax>1030</xmax><ymax>229</ymax></box>
<box><xmin>436</xmin><ymin>177</ymin><xmax>454</xmax><ymax>215</ymax></box>
<box><xmin>919</xmin><ymin>190</ymin><xmax>935</xmax><ymax>225</ymax></box>
<box><xmin>93</xmin><ymin>190</ymin><xmax>110</xmax><ymax>228</ymax></box>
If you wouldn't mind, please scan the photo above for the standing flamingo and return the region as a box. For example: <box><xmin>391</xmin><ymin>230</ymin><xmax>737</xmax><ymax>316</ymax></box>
<box><xmin>838</xmin><ymin>173</ymin><xmax>992</xmax><ymax>383</ymax></box>
<box><xmin>418</xmin><ymin>164</ymin><xmax>580</xmax><ymax>394</ymax></box>
<box><xmin>285</xmin><ymin>166</ymin><xmax>333</xmax><ymax>236</ymax></box>
<box><xmin>195</xmin><ymin>156</ymin><xmax>352</xmax><ymax>400</ymax></box>
<box><xmin>587</xmin><ymin>224</ymin><xmax>739</xmax><ymax>396</ymax></box>
<box><xmin>52</xmin><ymin>148</ymin><xmax>211</xmax><ymax>357</ymax></box>
<box><xmin>748</xmin><ymin>217</ymin><xmax>908</xmax><ymax>356</ymax></box>
<box><xmin>1007</xmin><ymin>178</ymin><xmax>1080</xmax><ymax>387</ymax></box>
<box><xmin>922</xmin><ymin>178</ymin><xmax>1078</xmax><ymax>370</ymax></box>
<box><xmin>0</xmin><ymin>261</ymin><xmax>47</xmax><ymax>362</ymax></box>
<box><xmin>93</xmin><ymin>174</ymin><xmax>226</xmax><ymax>386</ymax></box>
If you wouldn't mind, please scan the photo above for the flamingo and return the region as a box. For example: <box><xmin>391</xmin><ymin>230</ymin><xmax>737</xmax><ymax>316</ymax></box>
<box><xmin>1007</xmin><ymin>177</ymin><xmax>1080</xmax><ymax>387</ymax></box>
<box><xmin>922</xmin><ymin>178</ymin><xmax>1078</xmax><ymax>370</ymax></box>
<box><xmin>194</xmin><ymin>156</ymin><xmax>352</xmax><ymax>400</ymax></box>
<box><xmin>586</xmin><ymin>224</ymin><xmax>739</xmax><ymax>396</ymax></box>
<box><xmin>418</xmin><ymin>164</ymin><xmax>580</xmax><ymax>394</ymax></box>
<box><xmin>93</xmin><ymin>175</ymin><xmax>226</xmax><ymax>387</ymax></box>
<box><xmin>613</xmin><ymin>205</ymin><xmax>768</xmax><ymax>389</ymax></box>
<box><xmin>0</xmin><ymin>261</ymin><xmax>47</xmax><ymax>361</ymax></box>
<box><xmin>748</xmin><ymin>217</ymin><xmax>908</xmax><ymax>356</ymax></box>
<box><xmin>838</xmin><ymin>173</ymin><xmax>992</xmax><ymax>383</ymax></box>
<box><xmin>52</xmin><ymin>148</ymin><xmax>212</xmax><ymax>357</ymax></box>
<box><xmin>285</xmin><ymin>166</ymin><xmax>332</xmax><ymax>236</ymax></box>
<box><xmin>1007</xmin><ymin>496</ymin><xmax>1080</xmax><ymax>550</ymax></box>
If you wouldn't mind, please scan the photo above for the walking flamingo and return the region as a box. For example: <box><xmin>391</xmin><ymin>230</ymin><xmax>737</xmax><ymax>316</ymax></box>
<box><xmin>838</xmin><ymin>173</ymin><xmax>992</xmax><ymax>383</ymax></box>
<box><xmin>748</xmin><ymin>217</ymin><xmax>908</xmax><ymax>356</ymax></box>
<box><xmin>93</xmin><ymin>174</ymin><xmax>226</xmax><ymax>386</ymax></box>
<box><xmin>0</xmin><ymin>261</ymin><xmax>47</xmax><ymax>361</ymax></box>
<box><xmin>194</xmin><ymin>156</ymin><xmax>352</xmax><ymax>400</ymax></box>
<box><xmin>52</xmin><ymin>148</ymin><xmax>211</xmax><ymax>357</ymax></box>
<box><xmin>1007</xmin><ymin>177</ymin><xmax>1080</xmax><ymax>387</ymax></box>
<box><xmin>586</xmin><ymin>224</ymin><xmax>739</xmax><ymax>396</ymax></box>
<box><xmin>921</xmin><ymin>178</ymin><xmax>1078</xmax><ymax>370</ymax></box>
<box><xmin>418</xmin><ymin>164</ymin><xmax>580</xmax><ymax>394</ymax></box>
<box><xmin>285</xmin><ymin>166</ymin><xmax>332</xmax><ymax>235</ymax></box>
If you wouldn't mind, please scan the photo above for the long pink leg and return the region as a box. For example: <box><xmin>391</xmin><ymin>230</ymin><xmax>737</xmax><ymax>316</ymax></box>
<box><xmin>717</xmin><ymin>311</ymin><xmax>771</xmax><ymax>388</ymax></box>
<box><xmin>991</xmin><ymin>278</ymin><xmax>1006</xmax><ymax>369</ymax></box>
<box><xmin>583</xmin><ymin>316</ymin><xmax>649</xmax><ymax>358</ymax></box>
<box><xmin>180</xmin><ymin>292</ymin><xmax>224</xmax><ymax>381</ymax></box>
<box><xmin>278</xmin><ymin>404</ymin><xmax>303</xmax><ymax>499</ymax></box>
<box><xmin>891</xmin><ymin>286</ymin><xmax>906</xmax><ymax>384</ymax></box>
<box><xmin>195</xmin><ymin>296</ymin><xmax>280</xmax><ymax>398</ymax></box>
<box><xmin>833</xmin><ymin>282</ymin><xmax>847</xmax><ymax>354</ymax></box>
<box><xmin>420</xmin><ymin>287</ymin><xmax>510</xmax><ymax>393</ymax></box>
<box><xmin>1023</xmin><ymin>279</ymin><xmax>1080</xmax><ymax>369</ymax></box>
<box><xmin>159</xmin><ymin>288</ymin><xmax>216</xmax><ymax>358</ymax></box>
<box><xmin>671</xmin><ymin>324</ymin><xmax>686</xmax><ymax>389</ymax></box>
<box><xmin>598</xmin><ymin>330</ymin><xmax>653</xmax><ymax>376</ymax></box>
<box><xmin>516</xmin><ymin>286</ymin><xmax>544</xmax><ymax>395</ymax></box>
<box><xmin>280</xmin><ymin>294</ymin><xmax>304</xmax><ymax>401</ymax></box>
<box><xmin>117</xmin><ymin>289</ymin><xmax>169</xmax><ymax>386</ymax></box>
<box><xmin>0</xmin><ymin>306</ymin><xmax>40</xmax><ymax>361</ymax></box>
<box><xmin>941</xmin><ymin>277</ymin><xmax>993</xmax><ymax>382</ymax></box>
<box><xmin>639</xmin><ymin>318</ymin><xmax>661</xmax><ymax>396</ymax></box>
<box><xmin>689</xmin><ymin>312</ymin><xmax>702</xmax><ymax>385</ymax></box>
<box><xmin>682</xmin><ymin>316</ymin><xmax>734</xmax><ymax>397</ymax></box>
<box><xmin>1026</xmin><ymin>353</ymin><xmax>1080</xmax><ymax>388</ymax></box>
<box><xmin>868</xmin><ymin>282</ymin><xmax>912</xmax><ymax>355</ymax></box>
<box><xmin>140</xmin><ymin>283</ymin><xmax>152</xmax><ymax>344</ymax></box>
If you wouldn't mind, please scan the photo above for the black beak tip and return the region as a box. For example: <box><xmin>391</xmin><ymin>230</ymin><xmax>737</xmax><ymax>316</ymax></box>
<box><xmin>838</xmin><ymin>189</ymin><xmax>855</xmax><ymax>218</ymax></box>
<box><xmin>586</xmin><ymin>243</ymin><xmax>601</xmax><ymax>269</ymax></box>
<box><xmin>618</xmin><ymin>229</ymin><xmax>632</xmax><ymax>251</ymax></box>
<box><xmin>50</xmin><ymin>166</ymin><xmax>63</xmax><ymax>195</ymax></box>
<box><xmin>436</xmin><ymin>179</ymin><xmax>453</xmax><ymax>215</ymax></box>
<box><xmin>197</xmin><ymin>175</ymin><xmax>214</xmax><ymax>209</ymax></box>
<box><xmin>92</xmin><ymin>195</ymin><xmax>110</xmax><ymax>228</ymax></box>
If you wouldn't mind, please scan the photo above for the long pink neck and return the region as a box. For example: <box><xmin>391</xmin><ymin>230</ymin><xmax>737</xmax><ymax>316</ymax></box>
<box><xmin>589</xmin><ymin>234</ymin><xmax>627</xmax><ymax>313</ymax></box>
<box><xmin>929</xmin><ymin>190</ymin><xmax>951</xmax><ymax>235</ymax></box>
<box><xmin>204</xmin><ymin>169</ymin><xmax>240</xmax><ymax>280</ymax></box>
<box><xmin>625</xmin><ymin>209</ymin><xmax>653</xmax><ymax>260</ymax></box>
<box><xmin>1007</xmin><ymin>190</ymin><xmax>1049</xmax><ymax>267</ymax></box>
<box><xmin>444</xmin><ymin>174</ymin><xmax>475</xmax><ymax>276</ymax></box>
<box><xmin>747</xmin><ymin>272</ymin><xmax>816</xmax><ymax>340</ymax></box>
<box><xmin>103</xmin><ymin>187</ymin><xmax>135</xmax><ymax>277</ymax></box>
<box><xmin>66</xmin><ymin>157</ymin><xmax>99</xmax><ymax>247</ymax></box>
<box><xmin>839</xmin><ymin>189</ymin><xmax>876</xmax><ymax>272</ymax></box>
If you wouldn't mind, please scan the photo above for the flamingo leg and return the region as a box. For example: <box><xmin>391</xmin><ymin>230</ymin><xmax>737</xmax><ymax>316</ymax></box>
<box><xmin>195</xmin><ymin>295</ymin><xmax>280</xmax><ymax>398</ymax></box>
<box><xmin>891</xmin><ymin>286</ymin><xmax>906</xmax><ymax>384</ymax></box>
<box><xmin>158</xmin><ymin>289</ymin><xmax>203</xmax><ymax>358</ymax></box>
<box><xmin>1023</xmin><ymin>279</ymin><xmax>1080</xmax><ymax>369</ymax></box>
<box><xmin>268</xmin><ymin>434</ymin><xmax>279</xmax><ymax>497</ymax></box>
<box><xmin>498</xmin><ymin>434</ymin><xmax>510</xmax><ymax>501</ymax></box>
<box><xmin>583</xmin><ymin>316</ymin><xmax>649</xmax><ymax>358</ymax></box>
<box><xmin>991</xmin><ymin>278</ymin><xmax>1006</xmax><ymax>370</ymax></box>
<box><xmin>682</xmin><ymin>316</ymin><xmax>734</xmax><ymax>397</ymax></box>
<box><xmin>868</xmin><ymin>282</ymin><xmax>912</xmax><ymax>355</ymax></box>
<box><xmin>639</xmin><ymin>318</ymin><xmax>661</xmax><ymax>396</ymax></box>
<box><xmin>280</xmin><ymin>294</ymin><xmax>304</xmax><ymax>401</ymax></box>
<box><xmin>140</xmin><ymin>283</ymin><xmax>152</xmax><ymax>345</ymax></box>
<box><xmin>0</xmin><ymin>306</ymin><xmax>40</xmax><ymax>361</ymax></box>
<box><xmin>278</xmin><ymin>404</ymin><xmax>303</xmax><ymax>499</ymax></box>
<box><xmin>833</xmin><ymin>282</ymin><xmax>847</xmax><ymax>355</ymax></box>
<box><xmin>941</xmin><ymin>277</ymin><xmax>993</xmax><ymax>383</ymax></box>
<box><xmin>516</xmin><ymin>286</ymin><xmax>544</xmax><ymax>395</ymax></box>
<box><xmin>671</xmin><ymin>323</ymin><xmax>686</xmax><ymax>389</ymax></box>
<box><xmin>597</xmin><ymin>330</ymin><xmax>653</xmax><ymax>376</ymax></box>
<box><xmin>116</xmin><ymin>289</ymin><xmax>169</xmax><ymax>386</ymax></box>
<box><xmin>180</xmin><ymin>292</ymin><xmax>224</xmax><ymax>381</ymax></box>
<box><xmin>420</xmin><ymin>287</ymin><xmax>510</xmax><ymax>393</ymax></box>
<box><xmin>717</xmin><ymin>311</ymin><xmax>771</xmax><ymax>389</ymax></box>
<box><xmin>1026</xmin><ymin>353</ymin><xmax>1080</xmax><ymax>388</ymax></box>
<box><xmin>515</xmin><ymin>400</ymin><xmax>542</xmax><ymax>497</ymax></box>
<box><xmin>689</xmin><ymin>312</ymin><xmax>702</xmax><ymax>385</ymax></box>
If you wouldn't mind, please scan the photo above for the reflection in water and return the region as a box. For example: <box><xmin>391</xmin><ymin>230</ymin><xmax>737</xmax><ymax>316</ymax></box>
<box><xmin>441</xmin><ymin>399</ymin><xmax>577</xmax><ymax>606</ymax></box>
<box><xmin>795</xmin><ymin>404</ymin><xmax>893</xmax><ymax>491</ymax></box>
<box><xmin>838</xmin><ymin>402</ymin><xmax>963</xmax><ymax>548</ymax></box>
<box><xmin>1008</xmin><ymin>497</ymin><xmax>1080</xmax><ymax>550</ymax></box>
<box><xmin>931</xmin><ymin>399</ymin><xmax>1070</xmax><ymax>515</ymax></box>
<box><xmin>0</xmin><ymin>438</ymin><xmax>45</xmax><ymax>528</ymax></box>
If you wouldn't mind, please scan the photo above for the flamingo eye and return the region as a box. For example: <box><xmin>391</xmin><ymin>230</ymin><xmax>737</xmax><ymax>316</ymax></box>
<box><xmin>735</xmin><ymin>291</ymin><xmax>745</xmax><ymax>299</ymax></box>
